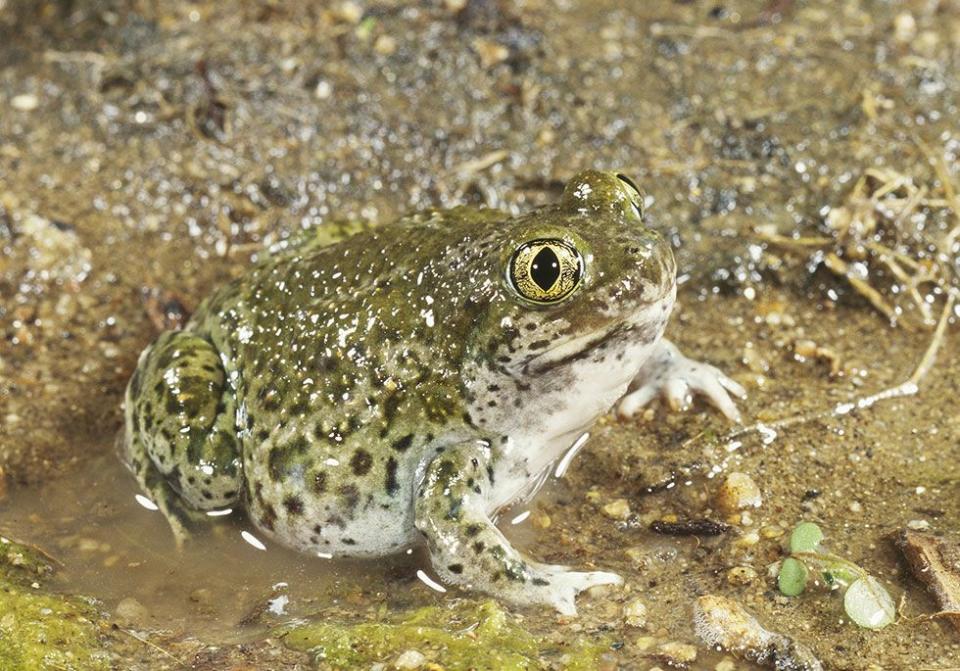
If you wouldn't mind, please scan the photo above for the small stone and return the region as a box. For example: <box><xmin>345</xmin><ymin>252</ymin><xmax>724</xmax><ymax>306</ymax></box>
<box><xmin>907</xmin><ymin>519</ymin><xmax>931</xmax><ymax>531</ymax></box>
<box><xmin>332</xmin><ymin>1</ymin><xmax>363</xmax><ymax>24</ymax></box>
<box><xmin>77</xmin><ymin>538</ymin><xmax>101</xmax><ymax>553</ymax></box>
<box><xmin>531</xmin><ymin>510</ymin><xmax>551</xmax><ymax>529</ymax></box>
<box><xmin>848</xmin><ymin>501</ymin><xmax>863</xmax><ymax>514</ymax></box>
<box><xmin>114</xmin><ymin>597</ymin><xmax>149</xmax><ymax>625</ymax></box>
<box><xmin>472</xmin><ymin>37</ymin><xmax>509</xmax><ymax>68</ymax></box>
<box><xmin>727</xmin><ymin>566</ymin><xmax>758</xmax><ymax>586</ymax></box>
<box><xmin>314</xmin><ymin>80</ymin><xmax>333</xmax><ymax>99</ymax></box>
<box><xmin>602</xmin><ymin>498</ymin><xmax>631</xmax><ymax>520</ymax></box>
<box><xmin>715</xmin><ymin>658</ymin><xmax>736</xmax><ymax>671</ymax></box>
<box><xmin>760</xmin><ymin>525</ymin><xmax>784</xmax><ymax>539</ymax></box>
<box><xmin>716</xmin><ymin>472</ymin><xmax>762</xmax><ymax>514</ymax></box>
<box><xmin>634</xmin><ymin>635</ymin><xmax>658</xmax><ymax>651</ymax></box>
<box><xmin>893</xmin><ymin>12</ymin><xmax>917</xmax><ymax>43</ymax></box>
<box><xmin>623</xmin><ymin>598</ymin><xmax>648</xmax><ymax>628</ymax></box>
<box><xmin>657</xmin><ymin>641</ymin><xmax>698</xmax><ymax>665</ymax></box>
<box><xmin>374</xmin><ymin>34</ymin><xmax>397</xmax><ymax>55</ymax></box>
<box><xmin>394</xmin><ymin>649</ymin><xmax>427</xmax><ymax>669</ymax></box>
<box><xmin>11</xmin><ymin>94</ymin><xmax>39</xmax><ymax>111</ymax></box>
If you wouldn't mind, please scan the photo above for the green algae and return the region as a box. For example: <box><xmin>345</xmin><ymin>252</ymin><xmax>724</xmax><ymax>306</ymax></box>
<box><xmin>279</xmin><ymin>599</ymin><xmax>610</xmax><ymax>670</ymax></box>
<box><xmin>0</xmin><ymin>537</ymin><xmax>109</xmax><ymax>671</ymax></box>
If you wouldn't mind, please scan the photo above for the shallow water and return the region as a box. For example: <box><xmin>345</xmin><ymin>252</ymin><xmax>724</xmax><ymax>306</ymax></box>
<box><xmin>4</xmin><ymin>0</ymin><xmax>960</xmax><ymax>668</ymax></box>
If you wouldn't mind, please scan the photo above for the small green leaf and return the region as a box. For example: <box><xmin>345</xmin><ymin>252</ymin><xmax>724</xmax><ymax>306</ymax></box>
<box><xmin>843</xmin><ymin>576</ymin><xmax>896</xmax><ymax>629</ymax></box>
<box><xmin>789</xmin><ymin>522</ymin><xmax>824</xmax><ymax>554</ymax></box>
<box><xmin>778</xmin><ymin>557</ymin><xmax>809</xmax><ymax>596</ymax></box>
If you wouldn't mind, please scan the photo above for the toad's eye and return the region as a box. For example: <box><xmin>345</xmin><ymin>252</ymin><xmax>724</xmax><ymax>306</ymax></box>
<box><xmin>508</xmin><ymin>238</ymin><xmax>584</xmax><ymax>304</ymax></box>
<box><xmin>616</xmin><ymin>173</ymin><xmax>644</xmax><ymax>219</ymax></box>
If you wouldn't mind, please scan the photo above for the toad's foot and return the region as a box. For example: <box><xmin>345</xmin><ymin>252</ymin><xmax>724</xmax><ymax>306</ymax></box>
<box><xmin>617</xmin><ymin>339</ymin><xmax>746</xmax><ymax>422</ymax></box>
<box><xmin>415</xmin><ymin>439</ymin><xmax>622</xmax><ymax>616</ymax></box>
<box><xmin>529</xmin><ymin>565</ymin><xmax>623</xmax><ymax>616</ymax></box>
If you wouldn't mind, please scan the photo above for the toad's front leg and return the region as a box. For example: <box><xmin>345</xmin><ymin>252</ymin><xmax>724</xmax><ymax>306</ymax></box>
<box><xmin>415</xmin><ymin>439</ymin><xmax>621</xmax><ymax>616</ymax></box>
<box><xmin>617</xmin><ymin>338</ymin><xmax>746</xmax><ymax>422</ymax></box>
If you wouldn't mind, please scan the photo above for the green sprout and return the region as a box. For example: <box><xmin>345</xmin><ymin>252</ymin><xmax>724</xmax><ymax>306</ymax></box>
<box><xmin>776</xmin><ymin>522</ymin><xmax>895</xmax><ymax>630</ymax></box>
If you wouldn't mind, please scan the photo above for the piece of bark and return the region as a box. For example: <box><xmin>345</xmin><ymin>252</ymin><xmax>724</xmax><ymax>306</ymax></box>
<box><xmin>894</xmin><ymin>529</ymin><xmax>960</xmax><ymax>633</ymax></box>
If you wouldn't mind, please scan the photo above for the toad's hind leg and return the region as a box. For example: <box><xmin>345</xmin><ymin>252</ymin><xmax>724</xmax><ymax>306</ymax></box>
<box><xmin>123</xmin><ymin>330</ymin><xmax>244</xmax><ymax>545</ymax></box>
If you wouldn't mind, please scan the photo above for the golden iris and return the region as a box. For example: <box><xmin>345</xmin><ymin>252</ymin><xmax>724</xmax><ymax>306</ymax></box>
<box><xmin>509</xmin><ymin>239</ymin><xmax>583</xmax><ymax>304</ymax></box>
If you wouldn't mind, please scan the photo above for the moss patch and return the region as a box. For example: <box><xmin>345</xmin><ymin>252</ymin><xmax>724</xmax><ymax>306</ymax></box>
<box><xmin>0</xmin><ymin>537</ymin><xmax>109</xmax><ymax>671</ymax></box>
<box><xmin>279</xmin><ymin>599</ymin><xmax>609</xmax><ymax>670</ymax></box>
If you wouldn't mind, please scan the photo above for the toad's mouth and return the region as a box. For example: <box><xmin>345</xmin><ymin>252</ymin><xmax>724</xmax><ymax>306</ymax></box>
<box><xmin>521</xmin><ymin>322</ymin><xmax>629</xmax><ymax>375</ymax></box>
<box><xmin>521</xmin><ymin>285</ymin><xmax>675</xmax><ymax>375</ymax></box>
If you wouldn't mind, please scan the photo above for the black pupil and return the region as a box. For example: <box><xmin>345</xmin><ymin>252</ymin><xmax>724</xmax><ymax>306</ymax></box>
<box><xmin>530</xmin><ymin>247</ymin><xmax>561</xmax><ymax>292</ymax></box>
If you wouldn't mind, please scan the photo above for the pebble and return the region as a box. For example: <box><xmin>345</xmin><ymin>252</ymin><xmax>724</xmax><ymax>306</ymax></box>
<box><xmin>657</xmin><ymin>641</ymin><xmax>698</xmax><ymax>665</ymax></box>
<box><xmin>727</xmin><ymin>566</ymin><xmax>758</xmax><ymax>586</ymax></box>
<box><xmin>374</xmin><ymin>35</ymin><xmax>397</xmax><ymax>56</ymax></box>
<box><xmin>602</xmin><ymin>498</ymin><xmax>632</xmax><ymax>520</ymax></box>
<box><xmin>11</xmin><ymin>94</ymin><xmax>39</xmax><ymax>111</ymax></box>
<box><xmin>114</xmin><ymin>597</ymin><xmax>149</xmax><ymax>625</ymax></box>
<box><xmin>531</xmin><ymin>509</ymin><xmax>551</xmax><ymax>529</ymax></box>
<box><xmin>716</xmin><ymin>472</ymin><xmax>762</xmax><ymax>514</ymax></box>
<box><xmin>623</xmin><ymin>598</ymin><xmax>648</xmax><ymax>628</ymax></box>
<box><xmin>472</xmin><ymin>38</ymin><xmax>509</xmax><ymax>68</ymax></box>
<box><xmin>907</xmin><ymin>519</ymin><xmax>931</xmax><ymax>531</ymax></box>
<box><xmin>634</xmin><ymin>635</ymin><xmax>658</xmax><ymax>651</ymax></box>
<box><xmin>394</xmin><ymin>649</ymin><xmax>427</xmax><ymax>669</ymax></box>
<box><xmin>893</xmin><ymin>12</ymin><xmax>917</xmax><ymax>43</ymax></box>
<box><xmin>760</xmin><ymin>525</ymin><xmax>784</xmax><ymax>539</ymax></box>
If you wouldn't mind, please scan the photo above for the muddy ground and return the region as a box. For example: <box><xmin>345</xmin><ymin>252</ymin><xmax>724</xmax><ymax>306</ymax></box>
<box><xmin>2</xmin><ymin>0</ymin><xmax>960</xmax><ymax>669</ymax></box>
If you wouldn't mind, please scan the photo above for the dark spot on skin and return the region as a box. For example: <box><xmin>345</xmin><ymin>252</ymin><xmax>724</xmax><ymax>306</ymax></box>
<box><xmin>164</xmin><ymin>393</ymin><xmax>180</xmax><ymax>416</ymax></box>
<box><xmin>268</xmin><ymin>446</ymin><xmax>287</xmax><ymax>481</ymax></box>
<box><xmin>313</xmin><ymin>524</ymin><xmax>323</xmax><ymax>534</ymax></box>
<box><xmin>392</xmin><ymin>434</ymin><xmax>414</xmax><ymax>452</ymax></box>
<box><xmin>385</xmin><ymin>457</ymin><xmax>399</xmax><ymax>496</ymax></box>
<box><xmin>202</xmin><ymin>490</ymin><xmax>212</xmax><ymax>500</ymax></box>
<box><xmin>313</xmin><ymin>470</ymin><xmax>328</xmax><ymax>494</ymax></box>
<box><xmin>486</xmin><ymin>465</ymin><xmax>495</xmax><ymax>484</ymax></box>
<box><xmin>289</xmin><ymin>400</ymin><xmax>309</xmax><ymax>416</ymax></box>
<box><xmin>532</xmin><ymin>578</ymin><xmax>550</xmax><ymax>586</ymax></box>
<box><xmin>465</xmin><ymin>523</ymin><xmax>483</xmax><ymax>537</ymax></box>
<box><xmin>259</xmin><ymin>504</ymin><xmax>277</xmax><ymax>531</ymax></box>
<box><xmin>338</xmin><ymin>484</ymin><xmax>360</xmax><ymax>513</ymax></box>
<box><xmin>447</xmin><ymin>563</ymin><xmax>464</xmax><ymax>574</ymax></box>
<box><xmin>283</xmin><ymin>495</ymin><xmax>304</xmax><ymax>515</ymax></box>
<box><xmin>472</xmin><ymin>541</ymin><xmax>485</xmax><ymax>554</ymax></box>
<box><xmin>350</xmin><ymin>449</ymin><xmax>373</xmax><ymax>476</ymax></box>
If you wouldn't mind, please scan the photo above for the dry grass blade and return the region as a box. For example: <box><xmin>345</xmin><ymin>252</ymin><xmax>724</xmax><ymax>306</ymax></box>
<box><xmin>822</xmin><ymin>252</ymin><xmax>898</xmax><ymax>323</ymax></box>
